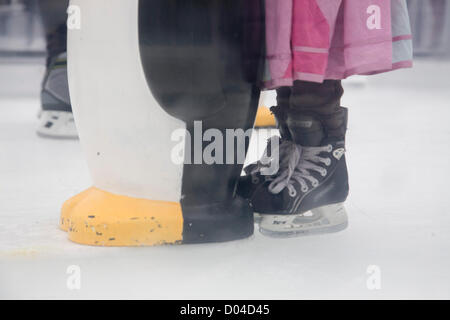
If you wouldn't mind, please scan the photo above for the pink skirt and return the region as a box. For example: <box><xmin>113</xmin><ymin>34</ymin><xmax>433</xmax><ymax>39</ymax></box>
<box><xmin>263</xmin><ymin>0</ymin><xmax>413</xmax><ymax>89</ymax></box>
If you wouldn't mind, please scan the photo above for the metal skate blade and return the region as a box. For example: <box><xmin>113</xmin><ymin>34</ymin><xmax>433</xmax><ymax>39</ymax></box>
<box><xmin>258</xmin><ymin>203</ymin><xmax>348</xmax><ymax>238</ymax></box>
<box><xmin>36</xmin><ymin>111</ymin><xmax>78</xmax><ymax>139</ymax></box>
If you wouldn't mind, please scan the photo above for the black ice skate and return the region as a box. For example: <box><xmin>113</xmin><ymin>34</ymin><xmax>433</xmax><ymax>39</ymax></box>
<box><xmin>37</xmin><ymin>52</ymin><xmax>77</xmax><ymax>139</ymax></box>
<box><xmin>251</xmin><ymin>108</ymin><xmax>349</xmax><ymax>237</ymax></box>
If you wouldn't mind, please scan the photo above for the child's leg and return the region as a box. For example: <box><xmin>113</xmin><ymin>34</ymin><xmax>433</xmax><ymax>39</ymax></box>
<box><xmin>289</xmin><ymin>80</ymin><xmax>347</xmax><ymax>142</ymax></box>
<box><xmin>39</xmin><ymin>0</ymin><xmax>68</xmax><ymax>65</ymax></box>
<box><xmin>240</xmin><ymin>79</ymin><xmax>350</xmax><ymax>237</ymax></box>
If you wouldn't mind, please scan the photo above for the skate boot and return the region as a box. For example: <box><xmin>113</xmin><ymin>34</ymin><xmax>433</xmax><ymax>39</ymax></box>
<box><xmin>237</xmin><ymin>105</ymin><xmax>291</xmax><ymax>224</ymax></box>
<box><xmin>37</xmin><ymin>52</ymin><xmax>77</xmax><ymax>139</ymax></box>
<box><xmin>252</xmin><ymin>107</ymin><xmax>349</xmax><ymax>237</ymax></box>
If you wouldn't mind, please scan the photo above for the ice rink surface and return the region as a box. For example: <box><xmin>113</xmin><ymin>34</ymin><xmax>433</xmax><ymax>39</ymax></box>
<box><xmin>0</xmin><ymin>59</ymin><xmax>449</xmax><ymax>299</ymax></box>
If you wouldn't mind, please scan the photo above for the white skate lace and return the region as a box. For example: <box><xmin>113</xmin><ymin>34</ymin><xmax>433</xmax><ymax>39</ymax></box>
<box><xmin>246</xmin><ymin>136</ymin><xmax>332</xmax><ymax>196</ymax></box>
<box><xmin>246</xmin><ymin>136</ymin><xmax>290</xmax><ymax>179</ymax></box>
<box><xmin>264</xmin><ymin>141</ymin><xmax>332</xmax><ymax>197</ymax></box>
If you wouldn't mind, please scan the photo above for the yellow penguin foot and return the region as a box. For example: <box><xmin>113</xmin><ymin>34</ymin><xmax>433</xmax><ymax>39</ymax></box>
<box><xmin>60</xmin><ymin>187</ymin><xmax>183</xmax><ymax>246</ymax></box>
<box><xmin>254</xmin><ymin>106</ymin><xmax>276</xmax><ymax>128</ymax></box>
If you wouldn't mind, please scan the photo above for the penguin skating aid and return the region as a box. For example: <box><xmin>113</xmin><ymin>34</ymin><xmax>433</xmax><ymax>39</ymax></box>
<box><xmin>61</xmin><ymin>0</ymin><xmax>265</xmax><ymax>246</ymax></box>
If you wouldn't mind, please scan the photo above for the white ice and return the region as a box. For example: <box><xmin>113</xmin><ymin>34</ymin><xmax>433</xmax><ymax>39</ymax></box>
<box><xmin>0</xmin><ymin>59</ymin><xmax>449</xmax><ymax>299</ymax></box>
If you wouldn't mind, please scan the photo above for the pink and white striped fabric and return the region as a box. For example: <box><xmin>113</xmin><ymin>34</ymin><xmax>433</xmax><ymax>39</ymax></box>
<box><xmin>263</xmin><ymin>0</ymin><xmax>413</xmax><ymax>89</ymax></box>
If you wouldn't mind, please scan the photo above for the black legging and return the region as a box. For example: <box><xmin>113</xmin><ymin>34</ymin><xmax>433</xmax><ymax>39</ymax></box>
<box><xmin>38</xmin><ymin>0</ymin><xmax>68</xmax><ymax>64</ymax></box>
<box><xmin>276</xmin><ymin>80</ymin><xmax>347</xmax><ymax>139</ymax></box>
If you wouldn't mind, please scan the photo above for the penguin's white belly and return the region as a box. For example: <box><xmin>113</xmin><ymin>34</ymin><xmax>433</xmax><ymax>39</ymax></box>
<box><xmin>67</xmin><ymin>0</ymin><xmax>185</xmax><ymax>202</ymax></box>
